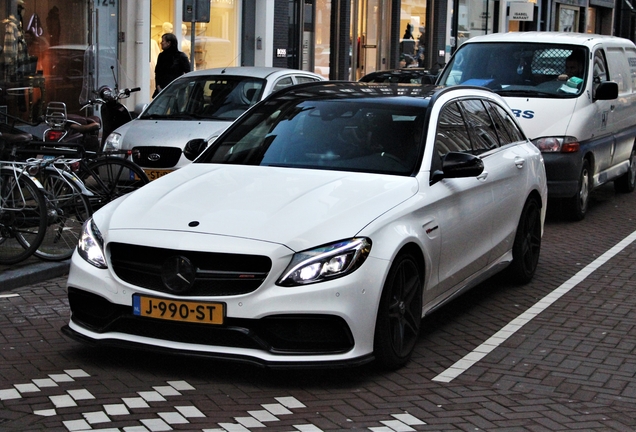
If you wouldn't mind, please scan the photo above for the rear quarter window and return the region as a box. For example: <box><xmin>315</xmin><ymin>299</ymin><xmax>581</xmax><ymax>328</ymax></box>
<box><xmin>485</xmin><ymin>101</ymin><xmax>526</xmax><ymax>144</ymax></box>
<box><xmin>606</xmin><ymin>46</ymin><xmax>636</xmax><ymax>94</ymax></box>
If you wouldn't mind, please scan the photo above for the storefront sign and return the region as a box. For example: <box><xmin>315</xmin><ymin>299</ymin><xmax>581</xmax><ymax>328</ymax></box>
<box><xmin>277</xmin><ymin>49</ymin><xmax>287</xmax><ymax>58</ymax></box>
<box><xmin>509</xmin><ymin>2</ymin><xmax>535</xmax><ymax>21</ymax></box>
<box><xmin>589</xmin><ymin>0</ymin><xmax>614</xmax><ymax>7</ymax></box>
<box><xmin>183</xmin><ymin>0</ymin><xmax>211</xmax><ymax>22</ymax></box>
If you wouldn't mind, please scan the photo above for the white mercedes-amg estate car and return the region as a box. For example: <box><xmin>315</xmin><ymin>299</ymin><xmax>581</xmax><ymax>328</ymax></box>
<box><xmin>64</xmin><ymin>82</ymin><xmax>547</xmax><ymax>369</ymax></box>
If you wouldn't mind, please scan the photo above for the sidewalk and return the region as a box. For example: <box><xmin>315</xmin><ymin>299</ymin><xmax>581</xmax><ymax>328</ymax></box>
<box><xmin>0</xmin><ymin>255</ymin><xmax>70</xmax><ymax>292</ymax></box>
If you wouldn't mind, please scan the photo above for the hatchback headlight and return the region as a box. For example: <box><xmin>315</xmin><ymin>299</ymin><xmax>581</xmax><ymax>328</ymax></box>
<box><xmin>277</xmin><ymin>238</ymin><xmax>371</xmax><ymax>286</ymax></box>
<box><xmin>78</xmin><ymin>218</ymin><xmax>107</xmax><ymax>269</ymax></box>
<box><xmin>103</xmin><ymin>132</ymin><xmax>122</xmax><ymax>152</ymax></box>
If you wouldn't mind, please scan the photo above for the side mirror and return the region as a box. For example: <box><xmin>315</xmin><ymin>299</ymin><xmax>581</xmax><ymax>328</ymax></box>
<box><xmin>432</xmin><ymin>152</ymin><xmax>484</xmax><ymax>183</ymax></box>
<box><xmin>183</xmin><ymin>138</ymin><xmax>207</xmax><ymax>161</ymax></box>
<box><xmin>595</xmin><ymin>81</ymin><xmax>618</xmax><ymax>101</ymax></box>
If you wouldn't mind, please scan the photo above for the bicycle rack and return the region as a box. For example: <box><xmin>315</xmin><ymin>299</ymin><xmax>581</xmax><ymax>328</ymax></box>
<box><xmin>44</xmin><ymin>102</ymin><xmax>67</xmax><ymax>128</ymax></box>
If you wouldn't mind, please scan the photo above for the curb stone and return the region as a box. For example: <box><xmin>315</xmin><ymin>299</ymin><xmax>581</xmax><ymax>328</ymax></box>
<box><xmin>0</xmin><ymin>260</ymin><xmax>70</xmax><ymax>291</ymax></box>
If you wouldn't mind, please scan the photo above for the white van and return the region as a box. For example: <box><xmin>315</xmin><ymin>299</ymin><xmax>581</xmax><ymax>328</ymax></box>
<box><xmin>437</xmin><ymin>32</ymin><xmax>636</xmax><ymax>220</ymax></box>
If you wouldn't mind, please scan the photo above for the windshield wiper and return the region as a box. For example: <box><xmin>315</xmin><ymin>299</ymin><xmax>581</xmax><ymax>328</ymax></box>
<box><xmin>495</xmin><ymin>89</ymin><xmax>555</xmax><ymax>97</ymax></box>
<box><xmin>140</xmin><ymin>114</ymin><xmax>174</xmax><ymax>119</ymax></box>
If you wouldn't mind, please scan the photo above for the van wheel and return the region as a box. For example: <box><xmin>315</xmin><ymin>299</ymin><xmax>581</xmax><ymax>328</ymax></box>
<box><xmin>505</xmin><ymin>196</ymin><xmax>542</xmax><ymax>285</ymax></box>
<box><xmin>565</xmin><ymin>159</ymin><xmax>591</xmax><ymax>221</ymax></box>
<box><xmin>374</xmin><ymin>252</ymin><xmax>422</xmax><ymax>370</ymax></box>
<box><xmin>614</xmin><ymin>147</ymin><xmax>636</xmax><ymax>193</ymax></box>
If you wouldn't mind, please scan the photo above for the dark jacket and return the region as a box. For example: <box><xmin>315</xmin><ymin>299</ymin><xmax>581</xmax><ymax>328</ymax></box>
<box><xmin>154</xmin><ymin>45</ymin><xmax>190</xmax><ymax>95</ymax></box>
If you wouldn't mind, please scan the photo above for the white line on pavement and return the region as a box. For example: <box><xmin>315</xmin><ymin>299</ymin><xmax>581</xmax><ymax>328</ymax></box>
<box><xmin>0</xmin><ymin>294</ymin><xmax>20</xmax><ymax>299</ymax></box>
<box><xmin>432</xmin><ymin>229</ymin><xmax>636</xmax><ymax>383</ymax></box>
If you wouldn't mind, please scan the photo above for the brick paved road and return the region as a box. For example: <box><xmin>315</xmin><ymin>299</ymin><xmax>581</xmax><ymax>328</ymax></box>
<box><xmin>1</xmin><ymin>183</ymin><xmax>636</xmax><ymax>431</ymax></box>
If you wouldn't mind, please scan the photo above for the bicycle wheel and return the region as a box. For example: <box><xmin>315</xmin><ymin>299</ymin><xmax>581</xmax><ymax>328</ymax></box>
<box><xmin>78</xmin><ymin>157</ymin><xmax>149</xmax><ymax>211</ymax></box>
<box><xmin>0</xmin><ymin>168</ymin><xmax>48</xmax><ymax>265</ymax></box>
<box><xmin>30</xmin><ymin>169</ymin><xmax>92</xmax><ymax>261</ymax></box>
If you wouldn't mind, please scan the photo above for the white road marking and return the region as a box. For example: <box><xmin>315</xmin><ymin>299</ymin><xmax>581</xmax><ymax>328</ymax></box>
<box><xmin>432</xmin><ymin>229</ymin><xmax>636</xmax><ymax>383</ymax></box>
<box><xmin>0</xmin><ymin>294</ymin><xmax>19</xmax><ymax>299</ymax></box>
<box><xmin>3</xmin><ymin>368</ymin><xmax>426</xmax><ymax>431</ymax></box>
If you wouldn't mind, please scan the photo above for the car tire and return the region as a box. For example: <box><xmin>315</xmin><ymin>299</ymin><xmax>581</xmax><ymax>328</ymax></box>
<box><xmin>614</xmin><ymin>147</ymin><xmax>636</xmax><ymax>193</ymax></box>
<box><xmin>565</xmin><ymin>159</ymin><xmax>591</xmax><ymax>221</ymax></box>
<box><xmin>373</xmin><ymin>251</ymin><xmax>422</xmax><ymax>370</ymax></box>
<box><xmin>505</xmin><ymin>196</ymin><xmax>542</xmax><ymax>285</ymax></box>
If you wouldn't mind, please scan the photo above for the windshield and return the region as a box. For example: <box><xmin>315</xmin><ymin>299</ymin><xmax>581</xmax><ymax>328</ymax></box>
<box><xmin>438</xmin><ymin>43</ymin><xmax>588</xmax><ymax>98</ymax></box>
<box><xmin>140</xmin><ymin>76</ymin><xmax>266</xmax><ymax>120</ymax></box>
<box><xmin>196</xmin><ymin>98</ymin><xmax>426</xmax><ymax>176</ymax></box>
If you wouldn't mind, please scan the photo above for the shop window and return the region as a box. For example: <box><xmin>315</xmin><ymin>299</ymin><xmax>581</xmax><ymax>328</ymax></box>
<box><xmin>1</xmin><ymin>1</ymin><xmax>90</xmax><ymax>125</ymax></box>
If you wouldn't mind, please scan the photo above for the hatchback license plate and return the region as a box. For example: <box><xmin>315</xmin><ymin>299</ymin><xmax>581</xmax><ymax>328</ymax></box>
<box><xmin>144</xmin><ymin>168</ymin><xmax>173</xmax><ymax>180</ymax></box>
<box><xmin>133</xmin><ymin>295</ymin><xmax>224</xmax><ymax>325</ymax></box>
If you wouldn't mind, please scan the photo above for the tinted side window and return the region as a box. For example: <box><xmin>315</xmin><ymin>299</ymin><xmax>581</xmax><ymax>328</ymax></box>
<box><xmin>272</xmin><ymin>76</ymin><xmax>294</xmax><ymax>92</ymax></box>
<box><xmin>295</xmin><ymin>75</ymin><xmax>320</xmax><ymax>84</ymax></box>
<box><xmin>487</xmin><ymin>102</ymin><xmax>525</xmax><ymax>143</ymax></box>
<box><xmin>435</xmin><ymin>102</ymin><xmax>472</xmax><ymax>157</ymax></box>
<box><xmin>593</xmin><ymin>50</ymin><xmax>609</xmax><ymax>96</ymax></box>
<box><xmin>459</xmin><ymin>99</ymin><xmax>499</xmax><ymax>153</ymax></box>
<box><xmin>483</xmin><ymin>101</ymin><xmax>519</xmax><ymax>144</ymax></box>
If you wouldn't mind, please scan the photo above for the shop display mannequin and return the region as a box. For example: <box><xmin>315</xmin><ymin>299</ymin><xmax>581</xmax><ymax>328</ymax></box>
<box><xmin>2</xmin><ymin>1</ymin><xmax>29</xmax><ymax>81</ymax></box>
<box><xmin>181</xmin><ymin>24</ymin><xmax>191</xmax><ymax>62</ymax></box>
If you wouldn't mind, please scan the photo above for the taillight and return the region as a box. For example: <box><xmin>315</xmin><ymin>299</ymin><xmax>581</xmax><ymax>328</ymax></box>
<box><xmin>45</xmin><ymin>130</ymin><xmax>66</xmax><ymax>141</ymax></box>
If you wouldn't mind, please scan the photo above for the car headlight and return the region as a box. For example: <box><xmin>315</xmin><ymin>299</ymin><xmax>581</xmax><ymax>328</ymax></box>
<box><xmin>277</xmin><ymin>238</ymin><xmax>371</xmax><ymax>286</ymax></box>
<box><xmin>532</xmin><ymin>136</ymin><xmax>580</xmax><ymax>153</ymax></box>
<box><xmin>77</xmin><ymin>218</ymin><xmax>107</xmax><ymax>269</ymax></box>
<box><xmin>103</xmin><ymin>132</ymin><xmax>122</xmax><ymax>152</ymax></box>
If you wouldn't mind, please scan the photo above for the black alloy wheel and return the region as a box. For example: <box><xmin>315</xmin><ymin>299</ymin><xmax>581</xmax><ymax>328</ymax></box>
<box><xmin>506</xmin><ymin>196</ymin><xmax>542</xmax><ymax>285</ymax></box>
<box><xmin>374</xmin><ymin>252</ymin><xmax>422</xmax><ymax>370</ymax></box>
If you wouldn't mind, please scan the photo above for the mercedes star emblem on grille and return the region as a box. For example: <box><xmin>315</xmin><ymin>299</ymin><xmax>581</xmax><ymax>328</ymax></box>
<box><xmin>161</xmin><ymin>256</ymin><xmax>196</xmax><ymax>293</ymax></box>
<box><xmin>148</xmin><ymin>153</ymin><xmax>161</xmax><ymax>161</ymax></box>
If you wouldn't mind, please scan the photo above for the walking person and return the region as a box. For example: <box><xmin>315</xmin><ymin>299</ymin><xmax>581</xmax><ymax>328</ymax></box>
<box><xmin>153</xmin><ymin>32</ymin><xmax>190</xmax><ymax>98</ymax></box>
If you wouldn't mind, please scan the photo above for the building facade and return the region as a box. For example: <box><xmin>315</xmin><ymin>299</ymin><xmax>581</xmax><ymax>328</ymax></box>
<box><xmin>0</xmin><ymin>0</ymin><xmax>628</xmax><ymax>125</ymax></box>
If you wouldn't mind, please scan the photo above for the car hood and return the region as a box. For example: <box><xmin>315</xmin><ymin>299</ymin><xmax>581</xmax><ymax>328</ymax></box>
<box><xmin>117</xmin><ymin>119</ymin><xmax>232</xmax><ymax>148</ymax></box>
<box><xmin>103</xmin><ymin>164</ymin><xmax>419</xmax><ymax>252</ymax></box>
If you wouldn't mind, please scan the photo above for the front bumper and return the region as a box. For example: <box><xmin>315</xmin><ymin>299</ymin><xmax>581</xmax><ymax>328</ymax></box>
<box><xmin>542</xmin><ymin>152</ymin><xmax>583</xmax><ymax>199</ymax></box>
<box><xmin>64</xmin><ymin>238</ymin><xmax>389</xmax><ymax>366</ymax></box>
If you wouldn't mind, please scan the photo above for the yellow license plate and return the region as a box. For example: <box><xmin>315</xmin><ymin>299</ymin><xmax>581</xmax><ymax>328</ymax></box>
<box><xmin>133</xmin><ymin>295</ymin><xmax>225</xmax><ymax>325</ymax></box>
<box><xmin>144</xmin><ymin>168</ymin><xmax>173</xmax><ymax>181</ymax></box>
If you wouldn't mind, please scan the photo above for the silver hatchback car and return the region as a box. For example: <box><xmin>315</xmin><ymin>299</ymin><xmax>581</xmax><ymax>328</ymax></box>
<box><xmin>103</xmin><ymin>67</ymin><xmax>324</xmax><ymax>180</ymax></box>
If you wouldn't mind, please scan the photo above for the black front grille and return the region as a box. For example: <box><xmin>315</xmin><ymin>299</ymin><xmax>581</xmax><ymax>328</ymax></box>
<box><xmin>109</xmin><ymin>243</ymin><xmax>272</xmax><ymax>296</ymax></box>
<box><xmin>68</xmin><ymin>288</ymin><xmax>354</xmax><ymax>354</ymax></box>
<box><xmin>132</xmin><ymin>146</ymin><xmax>183</xmax><ymax>168</ymax></box>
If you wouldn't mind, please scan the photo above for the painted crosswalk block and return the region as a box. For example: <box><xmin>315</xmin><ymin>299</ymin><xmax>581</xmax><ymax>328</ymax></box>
<box><xmin>1</xmin><ymin>369</ymin><xmax>426</xmax><ymax>431</ymax></box>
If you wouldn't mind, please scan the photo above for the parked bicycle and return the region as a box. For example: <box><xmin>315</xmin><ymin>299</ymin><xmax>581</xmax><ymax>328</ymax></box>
<box><xmin>3</xmin><ymin>132</ymin><xmax>94</xmax><ymax>262</ymax></box>
<box><xmin>0</xmin><ymin>132</ymin><xmax>48</xmax><ymax>265</ymax></box>
<box><xmin>2</xmin><ymin>131</ymin><xmax>149</xmax><ymax>264</ymax></box>
<box><xmin>16</xmin><ymin>141</ymin><xmax>150</xmax><ymax>212</ymax></box>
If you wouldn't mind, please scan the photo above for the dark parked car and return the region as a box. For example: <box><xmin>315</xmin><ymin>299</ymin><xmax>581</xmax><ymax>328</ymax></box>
<box><xmin>360</xmin><ymin>68</ymin><xmax>438</xmax><ymax>84</ymax></box>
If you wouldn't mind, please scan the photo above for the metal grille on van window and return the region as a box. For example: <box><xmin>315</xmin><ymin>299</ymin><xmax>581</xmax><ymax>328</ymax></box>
<box><xmin>531</xmin><ymin>49</ymin><xmax>573</xmax><ymax>75</ymax></box>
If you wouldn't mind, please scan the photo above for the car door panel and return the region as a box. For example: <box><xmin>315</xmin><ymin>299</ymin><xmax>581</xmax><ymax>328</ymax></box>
<box><xmin>428</xmin><ymin>100</ymin><xmax>494</xmax><ymax>298</ymax></box>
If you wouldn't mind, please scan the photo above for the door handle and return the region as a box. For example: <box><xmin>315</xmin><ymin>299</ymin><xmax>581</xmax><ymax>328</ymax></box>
<box><xmin>477</xmin><ymin>171</ymin><xmax>488</xmax><ymax>181</ymax></box>
<box><xmin>514</xmin><ymin>157</ymin><xmax>525</xmax><ymax>169</ymax></box>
